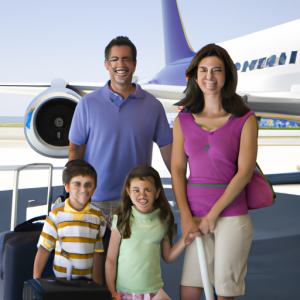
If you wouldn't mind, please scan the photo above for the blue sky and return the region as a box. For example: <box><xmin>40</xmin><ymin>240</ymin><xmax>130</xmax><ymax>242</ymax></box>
<box><xmin>0</xmin><ymin>0</ymin><xmax>300</xmax><ymax>84</ymax></box>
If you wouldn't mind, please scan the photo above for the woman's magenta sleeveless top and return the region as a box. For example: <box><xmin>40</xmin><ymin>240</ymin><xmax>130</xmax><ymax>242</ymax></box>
<box><xmin>178</xmin><ymin>110</ymin><xmax>254</xmax><ymax>217</ymax></box>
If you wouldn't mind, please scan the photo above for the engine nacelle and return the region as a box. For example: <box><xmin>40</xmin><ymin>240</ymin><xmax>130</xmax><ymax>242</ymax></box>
<box><xmin>24</xmin><ymin>79</ymin><xmax>81</xmax><ymax>158</ymax></box>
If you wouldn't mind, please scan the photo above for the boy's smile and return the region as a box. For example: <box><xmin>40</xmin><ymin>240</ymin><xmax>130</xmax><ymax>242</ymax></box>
<box><xmin>65</xmin><ymin>175</ymin><xmax>96</xmax><ymax>211</ymax></box>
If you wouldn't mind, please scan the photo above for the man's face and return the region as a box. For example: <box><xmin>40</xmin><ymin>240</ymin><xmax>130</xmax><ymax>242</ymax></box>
<box><xmin>104</xmin><ymin>45</ymin><xmax>137</xmax><ymax>86</ymax></box>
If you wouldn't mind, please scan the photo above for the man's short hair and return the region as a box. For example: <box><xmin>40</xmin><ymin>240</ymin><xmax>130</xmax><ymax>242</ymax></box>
<box><xmin>63</xmin><ymin>159</ymin><xmax>97</xmax><ymax>186</ymax></box>
<box><xmin>105</xmin><ymin>36</ymin><xmax>137</xmax><ymax>62</ymax></box>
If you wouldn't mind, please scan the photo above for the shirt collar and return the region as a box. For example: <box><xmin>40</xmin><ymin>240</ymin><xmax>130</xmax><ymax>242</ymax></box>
<box><xmin>131</xmin><ymin>206</ymin><xmax>160</xmax><ymax>220</ymax></box>
<box><xmin>105</xmin><ymin>80</ymin><xmax>144</xmax><ymax>100</ymax></box>
<box><xmin>64</xmin><ymin>198</ymin><xmax>91</xmax><ymax>213</ymax></box>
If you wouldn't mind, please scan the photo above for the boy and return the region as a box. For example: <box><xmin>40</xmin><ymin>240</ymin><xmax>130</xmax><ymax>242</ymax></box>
<box><xmin>33</xmin><ymin>160</ymin><xmax>106</xmax><ymax>284</ymax></box>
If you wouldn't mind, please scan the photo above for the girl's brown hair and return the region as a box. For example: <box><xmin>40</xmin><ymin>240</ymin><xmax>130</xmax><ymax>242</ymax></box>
<box><xmin>114</xmin><ymin>166</ymin><xmax>174</xmax><ymax>243</ymax></box>
<box><xmin>176</xmin><ymin>44</ymin><xmax>250</xmax><ymax>117</ymax></box>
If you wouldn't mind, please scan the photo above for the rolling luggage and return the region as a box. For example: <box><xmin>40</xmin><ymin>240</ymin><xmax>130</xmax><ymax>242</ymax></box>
<box><xmin>22</xmin><ymin>226</ymin><xmax>112</xmax><ymax>300</ymax></box>
<box><xmin>0</xmin><ymin>164</ymin><xmax>55</xmax><ymax>300</ymax></box>
<box><xmin>0</xmin><ymin>217</ymin><xmax>54</xmax><ymax>300</ymax></box>
<box><xmin>23</xmin><ymin>278</ymin><xmax>111</xmax><ymax>300</ymax></box>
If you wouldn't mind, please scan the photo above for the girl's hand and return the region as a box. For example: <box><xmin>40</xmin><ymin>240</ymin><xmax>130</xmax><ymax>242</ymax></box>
<box><xmin>199</xmin><ymin>213</ymin><xmax>218</xmax><ymax>235</ymax></box>
<box><xmin>112</xmin><ymin>292</ymin><xmax>121</xmax><ymax>300</ymax></box>
<box><xmin>181</xmin><ymin>216</ymin><xmax>200</xmax><ymax>245</ymax></box>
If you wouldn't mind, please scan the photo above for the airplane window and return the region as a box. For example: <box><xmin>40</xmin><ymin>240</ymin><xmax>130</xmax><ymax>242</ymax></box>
<box><xmin>273</xmin><ymin>57</ymin><xmax>280</xmax><ymax>67</ymax></box>
<box><xmin>249</xmin><ymin>60</ymin><xmax>258</xmax><ymax>71</ymax></box>
<box><xmin>289</xmin><ymin>51</ymin><xmax>298</xmax><ymax>64</ymax></box>
<box><xmin>241</xmin><ymin>61</ymin><xmax>249</xmax><ymax>72</ymax></box>
<box><xmin>266</xmin><ymin>55</ymin><xmax>276</xmax><ymax>68</ymax></box>
<box><xmin>257</xmin><ymin>57</ymin><xmax>266</xmax><ymax>69</ymax></box>
<box><xmin>279</xmin><ymin>52</ymin><xmax>287</xmax><ymax>65</ymax></box>
<box><xmin>235</xmin><ymin>63</ymin><xmax>241</xmax><ymax>71</ymax></box>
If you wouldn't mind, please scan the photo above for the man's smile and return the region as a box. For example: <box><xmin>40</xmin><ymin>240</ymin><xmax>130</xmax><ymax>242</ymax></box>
<box><xmin>114</xmin><ymin>68</ymin><xmax>129</xmax><ymax>75</ymax></box>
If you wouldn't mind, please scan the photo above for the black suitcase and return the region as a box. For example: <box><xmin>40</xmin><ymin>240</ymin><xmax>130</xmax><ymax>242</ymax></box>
<box><xmin>0</xmin><ymin>216</ymin><xmax>54</xmax><ymax>300</ymax></box>
<box><xmin>22</xmin><ymin>226</ymin><xmax>112</xmax><ymax>300</ymax></box>
<box><xmin>23</xmin><ymin>278</ymin><xmax>111</xmax><ymax>300</ymax></box>
<box><xmin>0</xmin><ymin>163</ymin><xmax>55</xmax><ymax>300</ymax></box>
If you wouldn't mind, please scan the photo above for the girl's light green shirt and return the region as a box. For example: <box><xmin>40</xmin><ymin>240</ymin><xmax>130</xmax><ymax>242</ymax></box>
<box><xmin>112</xmin><ymin>207</ymin><xmax>168</xmax><ymax>294</ymax></box>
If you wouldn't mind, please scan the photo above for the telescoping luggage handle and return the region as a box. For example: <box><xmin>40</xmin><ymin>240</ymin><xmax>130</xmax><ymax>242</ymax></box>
<box><xmin>195</xmin><ymin>236</ymin><xmax>215</xmax><ymax>300</ymax></box>
<box><xmin>10</xmin><ymin>163</ymin><xmax>53</xmax><ymax>231</ymax></box>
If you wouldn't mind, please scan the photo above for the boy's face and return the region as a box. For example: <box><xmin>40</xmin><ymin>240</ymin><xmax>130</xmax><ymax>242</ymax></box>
<box><xmin>65</xmin><ymin>175</ymin><xmax>96</xmax><ymax>211</ymax></box>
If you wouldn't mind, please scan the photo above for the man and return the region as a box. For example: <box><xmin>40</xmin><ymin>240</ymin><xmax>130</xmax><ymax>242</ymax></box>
<box><xmin>68</xmin><ymin>36</ymin><xmax>172</xmax><ymax>205</ymax></box>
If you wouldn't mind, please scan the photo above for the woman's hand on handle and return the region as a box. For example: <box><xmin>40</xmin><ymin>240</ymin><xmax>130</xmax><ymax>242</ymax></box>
<box><xmin>182</xmin><ymin>215</ymin><xmax>201</xmax><ymax>245</ymax></box>
<box><xmin>197</xmin><ymin>213</ymin><xmax>218</xmax><ymax>235</ymax></box>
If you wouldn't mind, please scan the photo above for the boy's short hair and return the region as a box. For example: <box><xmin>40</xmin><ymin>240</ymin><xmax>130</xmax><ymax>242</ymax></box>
<box><xmin>63</xmin><ymin>159</ymin><xmax>97</xmax><ymax>186</ymax></box>
<box><xmin>105</xmin><ymin>36</ymin><xmax>137</xmax><ymax>62</ymax></box>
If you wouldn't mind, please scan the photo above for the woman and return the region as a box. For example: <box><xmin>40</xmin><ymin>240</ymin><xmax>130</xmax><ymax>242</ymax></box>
<box><xmin>171</xmin><ymin>44</ymin><xmax>257</xmax><ymax>300</ymax></box>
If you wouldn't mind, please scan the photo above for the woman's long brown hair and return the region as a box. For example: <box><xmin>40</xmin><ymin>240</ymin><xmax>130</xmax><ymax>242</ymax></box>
<box><xmin>176</xmin><ymin>44</ymin><xmax>250</xmax><ymax>117</ymax></box>
<box><xmin>114</xmin><ymin>166</ymin><xmax>174</xmax><ymax>244</ymax></box>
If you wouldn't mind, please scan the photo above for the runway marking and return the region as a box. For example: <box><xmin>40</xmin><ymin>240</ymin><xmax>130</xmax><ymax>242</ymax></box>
<box><xmin>0</xmin><ymin>123</ymin><xmax>23</xmax><ymax>127</ymax></box>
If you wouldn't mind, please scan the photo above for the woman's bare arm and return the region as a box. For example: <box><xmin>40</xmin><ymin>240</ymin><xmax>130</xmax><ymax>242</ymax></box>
<box><xmin>105</xmin><ymin>227</ymin><xmax>121</xmax><ymax>294</ymax></box>
<box><xmin>171</xmin><ymin>117</ymin><xmax>200</xmax><ymax>244</ymax></box>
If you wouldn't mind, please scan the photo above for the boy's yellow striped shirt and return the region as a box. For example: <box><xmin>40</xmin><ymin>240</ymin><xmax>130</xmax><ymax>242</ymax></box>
<box><xmin>37</xmin><ymin>198</ymin><xmax>106</xmax><ymax>281</ymax></box>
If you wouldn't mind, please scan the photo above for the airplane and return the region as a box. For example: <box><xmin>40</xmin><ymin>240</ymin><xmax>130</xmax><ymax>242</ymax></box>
<box><xmin>1</xmin><ymin>0</ymin><xmax>300</xmax><ymax>160</ymax></box>
<box><xmin>0</xmin><ymin>0</ymin><xmax>300</xmax><ymax>158</ymax></box>
<box><xmin>0</xmin><ymin>1</ymin><xmax>299</xmax><ymax>300</ymax></box>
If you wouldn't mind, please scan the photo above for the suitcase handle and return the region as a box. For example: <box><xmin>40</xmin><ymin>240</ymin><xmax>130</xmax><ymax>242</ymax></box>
<box><xmin>10</xmin><ymin>164</ymin><xmax>53</xmax><ymax>231</ymax></box>
<box><xmin>17</xmin><ymin>215</ymin><xmax>47</xmax><ymax>226</ymax></box>
<box><xmin>14</xmin><ymin>215</ymin><xmax>47</xmax><ymax>232</ymax></box>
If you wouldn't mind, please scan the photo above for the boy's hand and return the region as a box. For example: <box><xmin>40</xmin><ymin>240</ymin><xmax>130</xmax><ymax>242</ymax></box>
<box><xmin>112</xmin><ymin>292</ymin><xmax>121</xmax><ymax>300</ymax></box>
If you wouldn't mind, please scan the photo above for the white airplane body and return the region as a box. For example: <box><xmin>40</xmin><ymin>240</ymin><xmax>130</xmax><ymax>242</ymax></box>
<box><xmin>0</xmin><ymin>0</ymin><xmax>299</xmax><ymax>158</ymax></box>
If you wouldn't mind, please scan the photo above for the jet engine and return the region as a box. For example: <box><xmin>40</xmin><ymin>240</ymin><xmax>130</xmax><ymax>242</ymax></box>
<box><xmin>24</xmin><ymin>79</ymin><xmax>83</xmax><ymax>158</ymax></box>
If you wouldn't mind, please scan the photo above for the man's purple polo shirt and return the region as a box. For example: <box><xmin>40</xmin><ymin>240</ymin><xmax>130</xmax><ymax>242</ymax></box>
<box><xmin>69</xmin><ymin>81</ymin><xmax>173</xmax><ymax>203</ymax></box>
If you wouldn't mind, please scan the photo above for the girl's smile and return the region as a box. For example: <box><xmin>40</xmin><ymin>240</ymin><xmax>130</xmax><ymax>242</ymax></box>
<box><xmin>126</xmin><ymin>177</ymin><xmax>160</xmax><ymax>214</ymax></box>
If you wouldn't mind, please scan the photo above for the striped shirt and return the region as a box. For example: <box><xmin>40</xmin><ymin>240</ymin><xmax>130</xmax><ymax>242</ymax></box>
<box><xmin>37</xmin><ymin>198</ymin><xmax>106</xmax><ymax>280</ymax></box>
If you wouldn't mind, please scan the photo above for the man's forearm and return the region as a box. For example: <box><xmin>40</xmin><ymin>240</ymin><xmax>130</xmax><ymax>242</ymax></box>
<box><xmin>68</xmin><ymin>142</ymin><xmax>86</xmax><ymax>160</ymax></box>
<box><xmin>159</xmin><ymin>143</ymin><xmax>172</xmax><ymax>173</ymax></box>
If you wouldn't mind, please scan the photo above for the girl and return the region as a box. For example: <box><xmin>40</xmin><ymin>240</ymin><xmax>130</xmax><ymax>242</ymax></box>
<box><xmin>105</xmin><ymin>166</ymin><xmax>186</xmax><ymax>300</ymax></box>
<box><xmin>172</xmin><ymin>44</ymin><xmax>257</xmax><ymax>300</ymax></box>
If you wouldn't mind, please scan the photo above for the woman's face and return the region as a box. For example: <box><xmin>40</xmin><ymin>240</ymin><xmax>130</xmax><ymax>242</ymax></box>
<box><xmin>195</xmin><ymin>55</ymin><xmax>226</xmax><ymax>97</ymax></box>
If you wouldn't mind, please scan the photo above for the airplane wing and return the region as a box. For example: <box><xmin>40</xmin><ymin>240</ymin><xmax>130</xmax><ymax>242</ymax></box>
<box><xmin>0</xmin><ymin>82</ymin><xmax>106</xmax><ymax>96</ymax></box>
<box><xmin>1</xmin><ymin>82</ymin><xmax>300</xmax><ymax>117</ymax></box>
<box><xmin>239</xmin><ymin>88</ymin><xmax>300</xmax><ymax>118</ymax></box>
<box><xmin>140</xmin><ymin>84</ymin><xmax>300</xmax><ymax>118</ymax></box>
<box><xmin>141</xmin><ymin>84</ymin><xmax>300</xmax><ymax>118</ymax></box>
